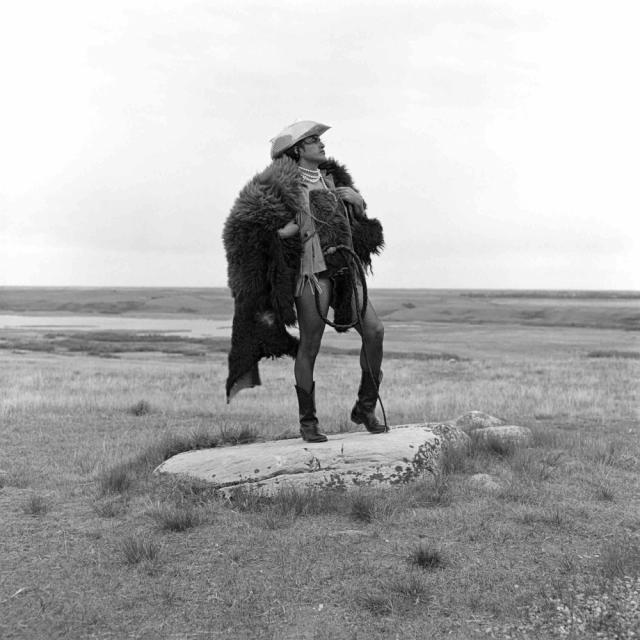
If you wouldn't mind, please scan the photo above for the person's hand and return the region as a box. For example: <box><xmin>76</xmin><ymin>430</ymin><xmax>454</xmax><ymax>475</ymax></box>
<box><xmin>335</xmin><ymin>187</ymin><xmax>364</xmax><ymax>208</ymax></box>
<box><xmin>277</xmin><ymin>220</ymin><xmax>299</xmax><ymax>238</ymax></box>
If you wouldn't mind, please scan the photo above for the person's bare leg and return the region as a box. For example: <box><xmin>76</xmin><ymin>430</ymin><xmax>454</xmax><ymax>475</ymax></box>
<box><xmin>294</xmin><ymin>278</ymin><xmax>332</xmax><ymax>393</ymax></box>
<box><xmin>351</xmin><ymin>285</ymin><xmax>386</xmax><ymax>432</ymax></box>
<box><xmin>293</xmin><ymin>279</ymin><xmax>332</xmax><ymax>442</ymax></box>
<box><xmin>352</xmin><ymin>285</ymin><xmax>384</xmax><ymax>379</ymax></box>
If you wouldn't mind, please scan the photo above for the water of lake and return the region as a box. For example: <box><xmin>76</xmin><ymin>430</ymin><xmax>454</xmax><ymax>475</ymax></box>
<box><xmin>0</xmin><ymin>314</ymin><xmax>235</xmax><ymax>338</ymax></box>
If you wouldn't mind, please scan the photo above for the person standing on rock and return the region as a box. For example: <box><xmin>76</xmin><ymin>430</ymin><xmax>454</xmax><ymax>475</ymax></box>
<box><xmin>223</xmin><ymin>120</ymin><xmax>386</xmax><ymax>443</ymax></box>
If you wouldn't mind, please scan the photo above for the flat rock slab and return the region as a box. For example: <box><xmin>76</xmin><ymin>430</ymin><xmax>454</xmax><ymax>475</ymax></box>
<box><xmin>155</xmin><ymin>423</ymin><xmax>469</xmax><ymax>496</ymax></box>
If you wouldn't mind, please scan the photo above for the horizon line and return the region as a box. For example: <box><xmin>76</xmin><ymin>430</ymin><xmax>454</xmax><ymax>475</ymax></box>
<box><xmin>1</xmin><ymin>285</ymin><xmax>638</xmax><ymax>294</ymax></box>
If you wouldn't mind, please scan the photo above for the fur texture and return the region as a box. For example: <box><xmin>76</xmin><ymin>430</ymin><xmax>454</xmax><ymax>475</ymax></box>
<box><xmin>223</xmin><ymin>156</ymin><xmax>384</xmax><ymax>400</ymax></box>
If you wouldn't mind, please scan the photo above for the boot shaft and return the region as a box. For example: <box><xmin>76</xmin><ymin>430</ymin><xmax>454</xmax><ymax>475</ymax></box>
<box><xmin>356</xmin><ymin>370</ymin><xmax>383</xmax><ymax>412</ymax></box>
<box><xmin>295</xmin><ymin>382</ymin><xmax>317</xmax><ymax>425</ymax></box>
<box><xmin>295</xmin><ymin>382</ymin><xmax>327</xmax><ymax>443</ymax></box>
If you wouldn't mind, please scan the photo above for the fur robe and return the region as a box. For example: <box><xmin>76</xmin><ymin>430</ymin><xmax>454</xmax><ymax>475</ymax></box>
<box><xmin>223</xmin><ymin>156</ymin><xmax>384</xmax><ymax>400</ymax></box>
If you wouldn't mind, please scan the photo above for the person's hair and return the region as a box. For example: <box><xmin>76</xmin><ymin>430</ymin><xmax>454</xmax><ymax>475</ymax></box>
<box><xmin>283</xmin><ymin>143</ymin><xmax>301</xmax><ymax>161</ymax></box>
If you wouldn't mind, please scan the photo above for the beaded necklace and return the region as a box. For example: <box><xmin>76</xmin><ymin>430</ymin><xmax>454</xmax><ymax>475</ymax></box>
<box><xmin>298</xmin><ymin>166</ymin><xmax>322</xmax><ymax>183</ymax></box>
<box><xmin>299</xmin><ymin>166</ymin><xmax>335</xmax><ymax>195</ymax></box>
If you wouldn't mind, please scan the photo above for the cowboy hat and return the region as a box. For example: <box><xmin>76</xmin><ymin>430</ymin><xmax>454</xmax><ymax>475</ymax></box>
<box><xmin>270</xmin><ymin>120</ymin><xmax>331</xmax><ymax>159</ymax></box>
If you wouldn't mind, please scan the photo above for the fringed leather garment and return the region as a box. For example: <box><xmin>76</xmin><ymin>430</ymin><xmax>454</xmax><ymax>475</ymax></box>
<box><xmin>222</xmin><ymin>157</ymin><xmax>384</xmax><ymax>401</ymax></box>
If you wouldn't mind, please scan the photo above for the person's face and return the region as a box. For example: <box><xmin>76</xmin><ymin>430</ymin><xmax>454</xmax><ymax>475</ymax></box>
<box><xmin>297</xmin><ymin>134</ymin><xmax>326</xmax><ymax>164</ymax></box>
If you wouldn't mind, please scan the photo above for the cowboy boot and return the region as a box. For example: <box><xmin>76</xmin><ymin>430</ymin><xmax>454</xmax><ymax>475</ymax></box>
<box><xmin>351</xmin><ymin>370</ymin><xmax>387</xmax><ymax>433</ymax></box>
<box><xmin>295</xmin><ymin>382</ymin><xmax>328</xmax><ymax>443</ymax></box>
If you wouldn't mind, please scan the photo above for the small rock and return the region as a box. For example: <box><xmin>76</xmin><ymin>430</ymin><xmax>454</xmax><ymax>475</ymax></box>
<box><xmin>468</xmin><ymin>473</ymin><xmax>502</xmax><ymax>492</ymax></box>
<box><xmin>472</xmin><ymin>425</ymin><xmax>533</xmax><ymax>448</ymax></box>
<box><xmin>454</xmin><ymin>411</ymin><xmax>506</xmax><ymax>431</ymax></box>
<box><xmin>430</xmin><ymin>422</ymin><xmax>471</xmax><ymax>454</ymax></box>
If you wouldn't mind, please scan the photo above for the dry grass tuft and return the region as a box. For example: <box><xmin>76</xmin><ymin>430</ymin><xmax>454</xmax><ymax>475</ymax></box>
<box><xmin>408</xmin><ymin>543</ymin><xmax>445</xmax><ymax>570</ymax></box>
<box><xmin>128</xmin><ymin>399</ymin><xmax>151</xmax><ymax>416</ymax></box>
<box><xmin>99</xmin><ymin>464</ymin><xmax>134</xmax><ymax>495</ymax></box>
<box><xmin>151</xmin><ymin>429</ymin><xmax>220</xmax><ymax>463</ymax></box>
<box><xmin>93</xmin><ymin>496</ymin><xmax>128</xmax><ymax>518</ymax></box>
<box><xmin>218</xmin><ymin>425</ymin><xmax>258</xmax><ymax>446</ymax></box>
<box><xmin>405</xmin><ymin>477</ymin><xmax>451</xmax><ymax>508</ymax></box>
<box><xmin>260</xmin><ymin>509</ymin><xmax>293</xmax><ymax>530</ymax></box>
<box><xmin>359</xmin><ymin>574</ymin><xmax>432</xmax><ymax>617</ymax></box>
<box><xmin>229</xmin><ymin>486</ymin><xmax>266</xmax><ymax>512</ymax></box>
<box><xmin>389</xmin><ymin>573</ymin><xmax>430</xmax><ymax>602</ymax></box>
<box><xmin>509</xmin><ymin>448</ymin><xmax>563</xmax><ymax>481</ymax></box>
<box><xmin>349</xmin><ymin>494</ymin><xmax>377</xmax><ymax>523</ymax></box>
<box><xmin>595</xmin><ymin>481</ymin><xmax>615</xmax><ymax>502</ymax></box>
<box><xmin>21</xmin><ymin>493</ymin><xmax>49</xmax><ymax>516</ymax></box>
<box><xmin>166</xmin><ymin>478</ymin><xmax>219</xmax><ymax>506</ymax></box>
<box><xmin>148</xmin><ymin>502</ymin><xmax>201</xmax><ymax>531</ymax></box>
<box><xmin>121</xmin><ymin>535</ymin><xmax>161</xmax><ymax>565</ymax></box>
<box><xmin>358</xmin><ymin>591</ymin><xmax>395</xmax><ymax>616</ymax></box>
<box><xmin>268</xmin><ymin>485</ymin><xmax>343</xmax><ymax>517</ymax></box>
<box><xmin>591</xmin><ymin>440</ymin><xmax>623</xmax><ymax>467</ymax></box>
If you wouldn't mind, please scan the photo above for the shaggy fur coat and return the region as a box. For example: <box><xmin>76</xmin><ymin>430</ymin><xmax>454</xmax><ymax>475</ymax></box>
<box><xmin>223</xmin><ymin>156</ymin><xmax>384</xmax><ymax>400</ymax></box>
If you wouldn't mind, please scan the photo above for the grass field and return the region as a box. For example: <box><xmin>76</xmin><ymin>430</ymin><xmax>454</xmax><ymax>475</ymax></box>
<box><xmin>1</xmin><ymin>288</ymin><xmax>639</xmax><ymax>639</ymax></box>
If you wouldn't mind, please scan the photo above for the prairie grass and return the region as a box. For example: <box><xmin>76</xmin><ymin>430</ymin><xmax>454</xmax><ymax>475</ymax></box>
<box><xmin>472</xmin><ymin>433</ymin><xmax>519</xmax><ymax>457</ymax></box>
<box><xmin>93</xmin><ymin>495</ymin><xmax>129</xmax><ymax>518</ymax></box>
<box><xmin>147</xmin><ymin>502</ymin><xmax>202</xmax><ymax>531</ymax></box>
<box><xmin>404</xmin><ymin>476</ymin><xmax>452</xmax><ymax>507</ymax></box>
<box><xmin>600</xmin><ymin>537</ymin><xmax>640</xmax><ymax>580</ymax></box>
<box><xmin>231</xmin><ymin>484</ymin><xmax>339</xmax><ymax>517</ymax></box>
<box><xmin>99</xmin><ymin>465</ymin><xmax>133</xmax><ymax>494</ymax></box>
<box><xmin>358</xmin><ymin>591</ymin><xmax>395</xmax><ymax>616</ymax></box>
<box><xmin>218</xmin><ymin>424</ymin><xmax>258</xmax><ymax>445</ymax></box>
<box><xmin>230</xmin><ymin>484</ymin><xmax>398</xmax><ymax>525</ymax></box>
<box><xmin>349</xmin><ymin>493</ymin><xmax>378</xmax><ymax>522</ymax></box>
<box><xmin>389</xmin><ymin>572</ymin><xmax>431</xmax><ymax>602</ymax></box>
<box><xmin>1</xmin><ymin>290</ymin><xmax>639</xmax><ymax>639</ymax></box>
<box><xmin>587</xmin><ymin>349</ymin><xmax>640</xmax><ymax>359</ymax></box>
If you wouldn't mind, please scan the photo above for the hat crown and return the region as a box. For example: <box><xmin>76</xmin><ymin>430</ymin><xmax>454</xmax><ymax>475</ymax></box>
<box><xmin>270</xmin><ymin>120</ymin><xmax>330</xmax><ymax>159</ymax></box>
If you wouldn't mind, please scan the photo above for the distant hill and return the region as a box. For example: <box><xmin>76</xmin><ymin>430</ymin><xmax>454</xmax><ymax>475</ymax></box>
<box><xmin>0</xmin><ymin>287</ymin><xmax>638</xmax><ymax>331</ymax></box>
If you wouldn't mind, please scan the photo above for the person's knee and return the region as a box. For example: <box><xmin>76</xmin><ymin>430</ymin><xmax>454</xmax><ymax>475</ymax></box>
<box><xmin>298</xmin><ymin>330</ymin><xmax>324</xmax><ymax>357</ymax></box>
<box><xmin>365</xmin><ymin>320</ymin><xmax>384</xmax><ymax>345</ymax></box>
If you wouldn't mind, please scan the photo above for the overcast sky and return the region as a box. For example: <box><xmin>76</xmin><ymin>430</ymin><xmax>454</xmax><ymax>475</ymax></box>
<box><xmin>1</xmin><ymin>0</ymin><xmax>638</xmax><ymax>290</ymax></box>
